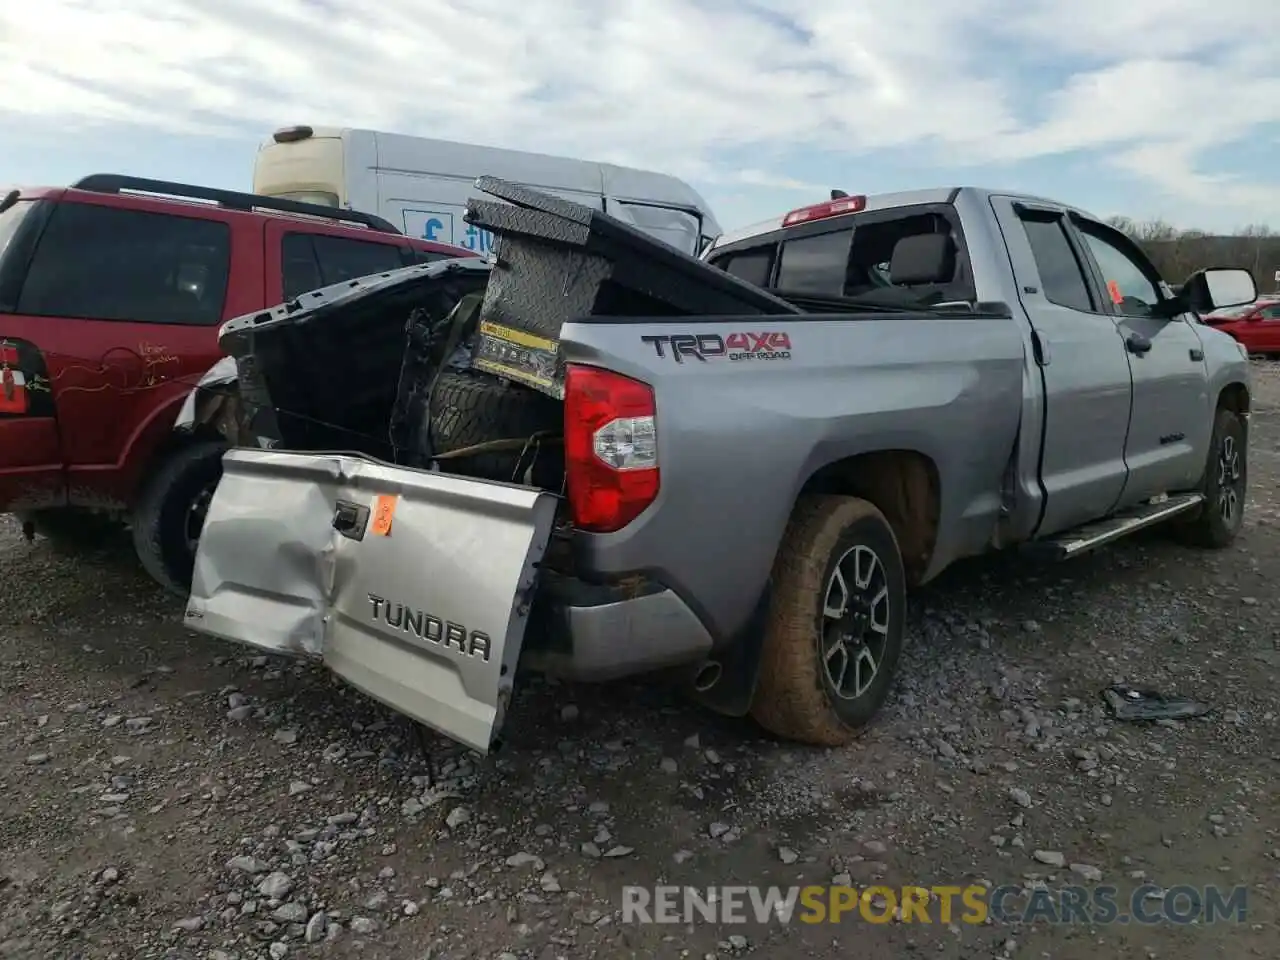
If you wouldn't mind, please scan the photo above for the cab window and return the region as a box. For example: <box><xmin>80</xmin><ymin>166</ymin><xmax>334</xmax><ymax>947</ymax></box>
<box><xmin>775</xmin><ymin>229</ymin><xmax>852</xmax><ymax>295</ymax></box>
<box><xmin>1076</xmin><ymin>223</ymin><xmax>1163</xmax><ymax>318</ymax></box>
<box><xmin>1018</xmin><ymin>213</ymin><xmax>1095</xmax><ymax>312</ymax></box>
<box><xmin>710</xmin><ymin>245</ymin><xmax>776</xmax><ymax>287</ymax></box>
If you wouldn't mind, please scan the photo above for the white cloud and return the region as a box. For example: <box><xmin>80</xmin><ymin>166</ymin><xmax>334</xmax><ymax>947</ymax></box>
<box><xmin>0</xmin><ymin>0</ymin><xmax>1277</xmax><ymax>226</ymax></box>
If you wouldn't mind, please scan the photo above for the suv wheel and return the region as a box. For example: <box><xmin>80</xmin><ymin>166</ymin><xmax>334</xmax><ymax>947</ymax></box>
<box><xmin>750</xmin><ymin>495</ymin><xmax>907</xmax><ymax>746</ymax></box>
<box><xmin>131</xmin><ymin>440</ymin><xmax>226</xmax><ymax>597</ymax></box>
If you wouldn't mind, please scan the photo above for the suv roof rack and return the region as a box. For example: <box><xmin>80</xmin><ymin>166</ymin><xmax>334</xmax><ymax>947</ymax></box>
<box><xmin>71</xmin><ymin>173</ymin><xmax>401</xmax><ymax>235</ymax></box>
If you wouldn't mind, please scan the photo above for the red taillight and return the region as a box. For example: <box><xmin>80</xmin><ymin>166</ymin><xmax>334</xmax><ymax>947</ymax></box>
<box><xmin>781</xmin><ymin>195</ymin><xmax>867</xmax><ymax>228</ymax></box>
<box><xmin>564</xmin><ymin>365</ymin><xmax>659</xmax><ymax>533</ymax></box>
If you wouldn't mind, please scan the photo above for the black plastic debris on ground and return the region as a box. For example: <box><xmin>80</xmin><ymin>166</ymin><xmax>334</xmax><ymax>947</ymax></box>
<box><xmin>1102</xmin><ymin>685</ymin><xmax>1212</xmax><ymax>721</ymax></box>
<box><xmin>463</xmin><ymin>175</ymin><xmax>801</xmax><ymax>398</ymax></box>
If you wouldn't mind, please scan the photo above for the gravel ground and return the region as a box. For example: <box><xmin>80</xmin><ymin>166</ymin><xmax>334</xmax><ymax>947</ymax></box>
<box><xmin>4</xmin><ymin>365</ymin><xmax>1280</xmax><ymax>960</ymax></box>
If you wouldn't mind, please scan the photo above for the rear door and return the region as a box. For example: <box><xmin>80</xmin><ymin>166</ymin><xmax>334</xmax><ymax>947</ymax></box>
<box><xmin>263</xmin><ymin>220</ymin><xmax>412</xmax><ymax>302</ymax></box>
<box><xmin>0</xmin><ymin>196</ymin><xmax>239</xmax><ymax>510</ymax></box>
<box><xmin>186</xmin><ymin>447</ymin><xmax>558</xmax><ymax>753</ymax></box>
<box><xmin>989</xmin><ymin>197</ymin><xmax>1134</xmax><ymax>536</ymax></box>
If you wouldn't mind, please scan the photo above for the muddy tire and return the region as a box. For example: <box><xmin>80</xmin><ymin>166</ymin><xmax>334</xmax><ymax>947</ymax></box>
<box><xmin>17</xmin><ymin>508</ymin><xmax>123</xmax><ymax>552</ymax></box>
<box><xmin>425</xmin><ymin>369</ymin><xmax>561</xmax><ymax>482</ymax></box>
<box><xmin>750</xmin><ymin>495</ymin><xmax>907</xmax><ymax>746</ymax></box>
<box><xmin>1177</xmin><ymin>407</ymin><xmax>1247</xmax><ymax>548</ymax></box>
<box><xmin>130</xmin><ymin>440</ymin><xmax>227</xmax><ymax>597</ymax></box>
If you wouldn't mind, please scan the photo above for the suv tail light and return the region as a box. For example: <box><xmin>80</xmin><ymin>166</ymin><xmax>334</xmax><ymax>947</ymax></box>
<box><xmin>564</xmin><ymin>364</ymin><xmax>659</xmax><ymax>533</ymax></box>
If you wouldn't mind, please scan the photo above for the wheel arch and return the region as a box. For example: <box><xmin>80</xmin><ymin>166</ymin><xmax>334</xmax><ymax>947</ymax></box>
<box><xmin>796</xmin><ymin>449</ymin><xmax>942</xmax><ymax>587</ymax></box>
<box><xmin>1216</xmin><ymin>381</ymin><xmax>1249</xmax><ymax>417</ymax></box>
<box><xmin>686</xmin><ymin>447</ymin><xmax>941</xmax><ymax>720</ymax></box>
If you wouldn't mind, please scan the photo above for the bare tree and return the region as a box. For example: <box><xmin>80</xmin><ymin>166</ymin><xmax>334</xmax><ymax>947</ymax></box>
<box><xmin>1107</xmin><ymin>217</ymin><xmax>1280</xmax><ymax>293</ymax></box>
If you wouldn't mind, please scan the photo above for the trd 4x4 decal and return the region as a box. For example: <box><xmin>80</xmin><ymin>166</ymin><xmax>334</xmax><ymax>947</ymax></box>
<box><xmin>640</xmin><ymin>331</ymin><xmax>792</xmax><ymax>363</ymax></box>
<box><xmin>0</xmin><ymin>339</ymin><xmax>53</xmax><ymax>417</ymax></box>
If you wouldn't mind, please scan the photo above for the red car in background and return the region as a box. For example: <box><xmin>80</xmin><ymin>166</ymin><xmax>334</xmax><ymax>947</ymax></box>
<box><xmin>1202</xmin><ymin>297</ymin><xmax>1280</xmax><ymax>355</ymax></box>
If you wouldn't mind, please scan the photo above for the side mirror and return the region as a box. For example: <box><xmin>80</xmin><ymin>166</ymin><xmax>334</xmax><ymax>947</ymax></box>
<box><xmin>1182</xmin><ymin>267</ymin><xmax>1257</xmax><ymax>314</ymax></box>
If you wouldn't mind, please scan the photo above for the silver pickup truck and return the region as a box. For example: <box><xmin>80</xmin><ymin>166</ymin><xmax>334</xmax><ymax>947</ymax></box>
<box><xmin>182</xmin><ymin>181</ymin><xmax>1256</xmax><ymax>755</ymax></box>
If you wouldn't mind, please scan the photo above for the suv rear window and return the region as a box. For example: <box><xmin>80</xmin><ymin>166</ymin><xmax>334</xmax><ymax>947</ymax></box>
<box><xmin>0</xmin><ymin>198</ymin><xmax>33</xmax><ymax>266</ymax></box>
<box><xmin>18</xmin><ymin>202</ymin><xmax>231</xmax><ymax>325</ymax></box>
<box><xmin>282</xmin><ymin>232</ymin><xmax>406</xmax><ymax>299</ymax></box>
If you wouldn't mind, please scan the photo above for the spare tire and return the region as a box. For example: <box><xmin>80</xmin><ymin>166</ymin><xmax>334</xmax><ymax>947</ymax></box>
<box><xmin>423</xmin><ymin>369</ymin><xmax>562</xmax><ymax>483</ymax></box>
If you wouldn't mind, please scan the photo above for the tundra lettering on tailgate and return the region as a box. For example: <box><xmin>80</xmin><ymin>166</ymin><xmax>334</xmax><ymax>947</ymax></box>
<box><xmin>641</xmin><ymin>332</ymin><xmax>792</xmax><ymax>364</ymax></box>
<box><xmin>367</xmin><ymin>594</ymin><xmax>492</xmax><ymax>661</ymax></box>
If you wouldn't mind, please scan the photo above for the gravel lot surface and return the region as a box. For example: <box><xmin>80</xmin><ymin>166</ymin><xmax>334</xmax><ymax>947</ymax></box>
<box><xmin>3</xmin><ymin>365</ymin><xmax>1279</xmax><ymax>960</ymax></box>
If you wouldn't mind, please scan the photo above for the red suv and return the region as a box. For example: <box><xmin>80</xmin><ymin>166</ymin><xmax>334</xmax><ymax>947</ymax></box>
<box><xmin>0</xmin><ymin>174</ymin><xmax>473</xmax><ymax>593</ymax></box>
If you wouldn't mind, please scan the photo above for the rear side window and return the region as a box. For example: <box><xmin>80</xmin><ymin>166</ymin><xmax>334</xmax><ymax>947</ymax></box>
<box><xmin>711</xmin><ymin>246</ymin><xmax>775</xmax><ymax>287</ymax></box>
<box><xmin>281</xmin><ymin>232</ymin><xmax>406</xmax><ymax>299</ymax></box>
<box><xmin>18</xmin><ymin>203</ymin><xmax>231</xmax><ymax>324</ymax></box>
<box><xmin>408</xmin><ymin>245</ymin><xmax>455</xmax><ymax>265</ymax></box>
<box><xmin>0</xmin><ymin>199</ymin><xmax>34</xmax><ymax>265</ymax></box>
<box><xmin>1019</xmin><ymin>215</ymin><xmax>1095</xmax><ymax>312</ymax></box>
<box><xmin>282</xmin><ymin>233</ymin><xmax>323</xmax><ymax>298</ymax></box>
<box><xmin>775</xmin><ymin>228</ymin><xmax>852</xmax><ymax>295</ymax></box>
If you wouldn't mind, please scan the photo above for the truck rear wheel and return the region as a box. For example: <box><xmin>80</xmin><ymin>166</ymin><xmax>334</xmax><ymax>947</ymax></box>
<box><xmin>1178</xmin><ymin>407</ymin><xmax>1247</xmax><ymax>548</ymax></box>
<box><xmin>750</xmin><ymin>495</ymin><xmax>906</xmax><ymax>746</ymax></box>
<box><xmin>130</xmin><ymin>440</ymin><xmax>227</xmax><ymax>597</ymax></box>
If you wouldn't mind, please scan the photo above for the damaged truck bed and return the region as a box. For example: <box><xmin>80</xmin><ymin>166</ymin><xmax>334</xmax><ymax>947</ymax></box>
<box><xmin>184</xmin><ymin>178</ymin><xmax>1255</xmax><ymax>754</ymax></box>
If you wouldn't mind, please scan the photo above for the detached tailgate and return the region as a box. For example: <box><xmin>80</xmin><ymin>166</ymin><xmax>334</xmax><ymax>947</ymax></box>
<box><xmin>185</xmin><ymin>448</ymin><xmax>558</xmax><ymax>753</ymax></box>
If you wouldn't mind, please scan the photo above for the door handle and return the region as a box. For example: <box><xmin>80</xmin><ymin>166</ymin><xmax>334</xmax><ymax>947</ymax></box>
<box><xmin>1126</xmin><ymin>333</ymin><xmax>1152</xmax><ymax>355</ymax></box>
<box><xmin>1189</xmin><ymin>348</ymin><xmax>1204</xmax><ymax>362</ymax></box>
<box><xmin>333</xmin><ymin>500</ymin><xmax>370</xmax><ymax>541</ymax></box>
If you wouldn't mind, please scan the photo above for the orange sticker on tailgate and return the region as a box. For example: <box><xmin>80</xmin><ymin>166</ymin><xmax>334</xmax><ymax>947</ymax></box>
<box><xmin>370</xmin><ymin>494</ymin><xmax>398</xmax><ymax>536</ymax></box>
